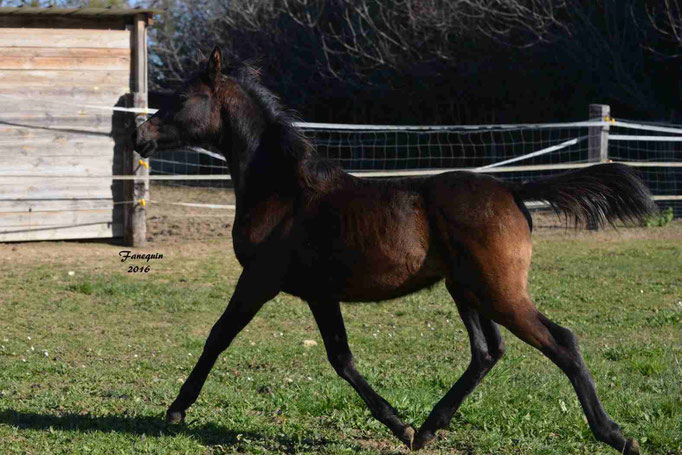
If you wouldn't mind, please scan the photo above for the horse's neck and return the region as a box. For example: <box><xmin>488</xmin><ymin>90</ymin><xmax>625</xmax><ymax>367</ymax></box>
<box><xmin>227</xmin><ymin>133</ymin><xmax>302</xmax><ymax>210</ymax></box>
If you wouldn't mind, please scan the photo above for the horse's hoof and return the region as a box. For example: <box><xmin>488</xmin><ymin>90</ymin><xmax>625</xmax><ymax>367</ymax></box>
<box><xmin>411</xmin><ymin>429</ymin><xmax>436</xmax><ymax>451</ymax></box>
<box><xmin>625</xmin><ymin>438</ymin><xmax>640</xmax><ymax>455</ymax></box>
<box><xmin>397</xmin><ymin>425</ymin><xmax>415</xmax><ymax>449</ymax></box>
<box><xmin>165</xmin><ymin>409</ymin><xmax>185</xmax><ymax>424</ymax></box>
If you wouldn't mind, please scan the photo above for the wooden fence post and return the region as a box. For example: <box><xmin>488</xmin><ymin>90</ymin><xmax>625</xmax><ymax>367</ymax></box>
<box><xmin>124</xmin><ymin>14</ymin><xmax>149</xmax><ymax>246</ymax></box>
<box><xmin>588</xmin><ymin>104</ymin><xmax>610</xmax><ymax>163</ymax></box>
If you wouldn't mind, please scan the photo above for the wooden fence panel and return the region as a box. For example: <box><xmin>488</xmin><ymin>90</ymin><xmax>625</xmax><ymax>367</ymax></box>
<box><xmin>0</xmin><ymin>26</ymin><xmax>131</xmax><ymax>242</ymax></box>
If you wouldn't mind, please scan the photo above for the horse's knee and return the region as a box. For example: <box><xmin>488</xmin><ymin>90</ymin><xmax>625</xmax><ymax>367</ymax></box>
<box><xmin>490</xmin><ymin>341</ymin><xmax>505</xmax><ymax>364</ymax></box>
<box><xmin>474</xmin><ymin>344</ymin><xmax>501</xmax><ymax>370</ymax></box>
<box><xmin>328</xmin><ymin>352</ymin><xmax>355</xmax><ymax>378</ymax></box>
<box><xmin>481</xmin><ymin>326</ymin><xmax>506</xmax><ymax>366</ymax></box>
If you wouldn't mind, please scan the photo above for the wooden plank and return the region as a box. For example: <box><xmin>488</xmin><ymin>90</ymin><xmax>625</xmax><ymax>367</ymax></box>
<box><xmin>0</xmin><ymin>106</ymin><xmax>117</xmax><ymax>119</ymax></box>
<box><xmin>0</xmin><ymin>44</ymin><xmax>130</xmax><ymax>73</ymax></box>
<box><xmin>0</xmin><ymin>208</ymin><xmax>113</xmax><ymax>226</ymax></box>
<box><xmin>0</xmin><ymin>197</ymin><xmax>119</xmax><ymax>243</ymax></box>
<box><xmin>0</xmin><ymin>47</ymin><xmax>130</xmax><ymax>58</ymax></box>
<box><xmin>0</xmin><ymin>29</ymin><xmax>130</xmax><ymax>49</ymax></box>
<box><xmin>0</xmin><ymin>221</ymin><xmax>121</xmax><ymax>242</ymax></box>
<box><xmin>0</xmin><ymin>16</ymin><xmax>129</xmax><ymax>30</ymax></box>
<box><xmin>0</xmin><ymin>127</ymin><xmax>114</xmax><ymax>139</ymax></box>
<box><xmin>0</xmin><ymin>176</ymin><xmax>115</xmax><ymax>186</ymax></box>
<box><xmin>0</xmin><ymin>129</ymin><xmax>113</xmax><ymax>142</ymax></box>
<box><xmin>0</xmin><ymin>198</ymin><xmax>114</xmax><ymax>212</ymax></box>
<box><xmin>0</xmin><ymin>56</ymin><xmax>130</xmax><ymax>71</ymax></box>
<box><xmin>0</xmin><ymin>86</ymin><xmax>130</xmax><ymax>100</ymax></box>
<box><xmin>0</xmin><ymin>114</ymin><xmax>120</xmax><ymax>130</ymax></box>
<box><xmin>0</xmin><ymin>99</ymin><xmax>126</xmax><ymax>115</ymax></box>
<box><xmin>0</xmin><ymin>155</ymin><xmax>113</xmax><ymax>172</ymax></box>
<box><xmin>0</xmin><ymin>69</ymin><xmax>129</xmax><ymax>88</ymax></box>
<box><xmin>0</xmin><ymin>118</ymin><xmax>114</xmax><ymax>133</ymax></box>
<box><xmin>0</xmin><ymin>139</ymin><xmax>114</xmax><ymax>156</ymax></box>
<box><xmin>0</xmin><ymin>123</ymin><xmax>112</xmax><ymax>136</ymax></box>
<box><xmin>0</xmin><ymin>191</ymin><xmax>114</xmax><ymax>202</ymax></box>
<box><xmin>0</xmin><ymin>89</ymin><xmax>131</xmax><ymax>134</ymax></box>
<box><xmin>0</xmin><ymin>79</ymin><xmax>131</xmax><ymax>135</ymax></box>
<box><xmin>0</xmin><ymin>179</ymin><xmax>114</xmax><ymax>199</ymax></box>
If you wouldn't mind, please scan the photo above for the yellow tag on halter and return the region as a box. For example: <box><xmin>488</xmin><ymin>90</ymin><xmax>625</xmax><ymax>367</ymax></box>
<box><xmin>138</xmin><ymin>159</ymin><xmax>149</xmax><ymax>169</ymax></box>
<box><xmin>138</xmin><ymin>199</ymin><xmax>146</xmax><ymax>207</ymax></box>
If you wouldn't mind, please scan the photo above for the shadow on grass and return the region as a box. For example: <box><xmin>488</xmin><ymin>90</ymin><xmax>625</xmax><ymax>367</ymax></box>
<box><xmin>0</xmin><ymin>409</ymin><xmax>335</xmax><ymax>452</ymax></box>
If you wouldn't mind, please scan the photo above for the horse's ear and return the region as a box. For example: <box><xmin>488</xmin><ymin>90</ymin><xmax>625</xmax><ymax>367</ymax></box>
<box><xmin>207</xmin><ymin>46</ymin><xmax>222</xmax><ymax>84</ymax></box>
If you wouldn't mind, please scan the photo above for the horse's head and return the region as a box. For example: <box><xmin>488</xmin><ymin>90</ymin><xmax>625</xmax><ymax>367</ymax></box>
<box><xmin>133</xmin><ymin>47</ymin><xmax>243</xmax><ymax>158</ymax></box>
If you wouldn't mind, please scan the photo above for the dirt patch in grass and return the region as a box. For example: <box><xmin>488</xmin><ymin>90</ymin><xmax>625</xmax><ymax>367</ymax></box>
<box><xmin>146</xmin><ymin>183</ymin><xmax>236</xmax><ymax>243</ymax></box>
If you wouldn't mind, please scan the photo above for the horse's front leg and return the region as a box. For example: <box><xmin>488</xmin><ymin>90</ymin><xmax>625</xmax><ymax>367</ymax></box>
<box><xmin>166</xmin><ymin>263</ymin><xmax>280</xmax><ymax>423</ymax></box>
<box><xmin>308</xmin><ymin>301</ymin><xmax>416</xmax><ymax>446</ymax></box>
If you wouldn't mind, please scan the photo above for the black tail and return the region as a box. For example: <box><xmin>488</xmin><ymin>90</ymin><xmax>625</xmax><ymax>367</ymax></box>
<box><xmin>513</xmin><ymin>163</ymin><xmax>657</xmax><ymax>229</ymax></box>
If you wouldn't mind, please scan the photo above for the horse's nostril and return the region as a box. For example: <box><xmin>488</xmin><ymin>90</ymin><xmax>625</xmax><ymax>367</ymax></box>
<box><xmin>137</xmin><ymin>140</ymin><xmax>157</xmax><ymax>158</ymax></box>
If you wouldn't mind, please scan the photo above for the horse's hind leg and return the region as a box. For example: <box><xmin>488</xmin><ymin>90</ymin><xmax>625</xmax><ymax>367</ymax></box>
<box><xmin>166</xmin><ymin>265</ymin><xmax>278</xmax><ymax>423</ymax></box>
<box><xmin>308</xmin><ymin>301</ymin><xmax>416</xmax><ymax>446</ymax></box>
<box><xmin>495</xmin><ymin>298</ymin><xmax>640</xmax><ymax>454</ymax></box>
<box><xmin>413</xmin><ymin>285</ymin><xmax>505</xmax><ymax>449</ymax></box>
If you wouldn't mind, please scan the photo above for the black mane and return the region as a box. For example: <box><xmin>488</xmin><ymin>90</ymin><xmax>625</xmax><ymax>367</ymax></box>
<box><xmin>229</xmin><ymin>64</ymin><xmax>344</xmax><ymax>192</ymax></box>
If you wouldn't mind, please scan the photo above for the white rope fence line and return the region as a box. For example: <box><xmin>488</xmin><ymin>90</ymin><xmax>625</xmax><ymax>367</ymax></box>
<box><xmin>612</xmin><ymin>120</ymin><xmax>682</xmax><ymax>135</ymax></box>
<box><xmin>476</xmin><ymin>136</ymin><xmax>586</xmax><ymax>170</ymax></box>
<box><xmin>609</xmin><ymin>135</ymin><xmax>682</xmax><ymax>142</ymax></box>
<box><xmin>296</xmin><ymin>120</ymin><xmax>609</xmax><ymax>131</ymax></box>
<box><xmin>148</xmin><ymin>200</ymin><xmax>235</xmax><ymax>209</ymax></box>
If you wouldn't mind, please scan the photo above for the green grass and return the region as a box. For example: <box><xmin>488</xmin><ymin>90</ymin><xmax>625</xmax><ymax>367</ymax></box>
<box><xmin>0</xmin><ymin>229</ymin><xmax>681</xmax><ymax>454</ymax></box>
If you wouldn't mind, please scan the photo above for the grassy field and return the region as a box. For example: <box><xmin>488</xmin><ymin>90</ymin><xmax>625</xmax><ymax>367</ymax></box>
<box><xmin>0</xmin><ymin>219</ymin><xmax>680</xmax><ymax>455</ymax></box>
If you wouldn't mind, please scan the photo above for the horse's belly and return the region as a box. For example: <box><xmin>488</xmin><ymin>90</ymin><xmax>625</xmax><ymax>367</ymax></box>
<box><xmin>284</xmin><ymin>189</ymin><xmax>447</xmax><ymax>301</ymax></box>
<box><xmin>285</xmin><ymin>241</ymin><xmax>445</xmax><ymax>302</ymax></box>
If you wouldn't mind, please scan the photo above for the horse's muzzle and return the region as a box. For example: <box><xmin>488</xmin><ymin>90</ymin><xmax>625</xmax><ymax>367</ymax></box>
<box><xmin>136</xmin><ymin>139</ymin><xmax>158</xmax><ymax>158</ymax></box>
<box><xmin>131</xmin><ymin>129</ymin><xmax>158</xmax><ymax>158</ymax></box>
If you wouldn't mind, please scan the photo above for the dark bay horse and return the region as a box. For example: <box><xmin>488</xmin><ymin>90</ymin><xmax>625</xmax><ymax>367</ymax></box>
<box><xmin>133</xmin><ymin>47</ymin><xmax>654</xmax><ymax>454</ymax></box>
